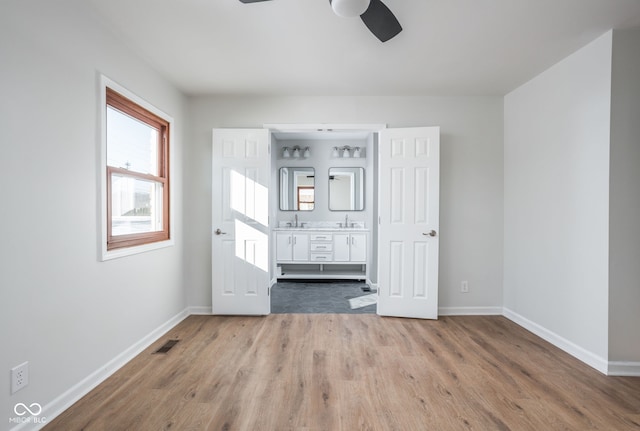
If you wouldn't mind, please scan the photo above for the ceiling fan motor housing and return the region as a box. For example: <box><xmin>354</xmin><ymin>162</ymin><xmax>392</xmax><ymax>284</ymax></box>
<box><xmin>331</xmin><ymin>0</ymin><xmax>371</xmax><ymax>18</ymax></box>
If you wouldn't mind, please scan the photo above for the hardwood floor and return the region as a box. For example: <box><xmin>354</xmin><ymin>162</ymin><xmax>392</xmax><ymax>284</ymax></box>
<box><xmin>44</xmin><ymin>315</ymin><xmax>640</xmax><ymax>431</ymax></box>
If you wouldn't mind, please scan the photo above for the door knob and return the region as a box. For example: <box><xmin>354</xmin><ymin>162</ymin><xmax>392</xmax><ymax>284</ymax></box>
<box><xmin>214</xmin><ymin>228</ymin><xmax>227</xmax><ymax>235</ymax></box>
<box><xmin>423</xmin><ymin>230</ymin><xmax>437</xmax><ymax>237</ymax></box>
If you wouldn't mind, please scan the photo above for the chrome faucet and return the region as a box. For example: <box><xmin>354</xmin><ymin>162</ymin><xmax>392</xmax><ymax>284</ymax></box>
<box><xmin>344</xmin><ymin>214</ymin><xmax>349</xmax><ymax>228</ymax></box>
<box><xmin>294</xmin><ymin>214</ymin><xmax>298</xmax><ymax>228</ymax></box>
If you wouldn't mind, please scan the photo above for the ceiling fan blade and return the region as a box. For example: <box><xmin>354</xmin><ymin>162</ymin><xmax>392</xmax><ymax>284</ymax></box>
<box><xmin>360</xmin><ymin>0</ymin><xmax>402</xmax><ymax>42</ymax></box>
<box><xmin>239</xmin><ymin>0</ymin><xmax>272</xmax><ymax>3</ymax></box>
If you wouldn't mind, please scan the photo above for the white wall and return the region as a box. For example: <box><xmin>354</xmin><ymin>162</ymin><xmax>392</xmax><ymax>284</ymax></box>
<box><xmin>273</xmin><ymin>137</ymin><xmax>372</xmax><ymax>224</ymax></box>
<box><xmin>503</xmin><ymin>32</ymin><xmax>612</xmax><ymax>362</ymax></box>
<box><xmin>0</xmin><ymin>1</ymin><xmax>186</xmax><ymax>428</ymax></box>
<box><xmin>609</xmin><ymin>28</ymin><xmax>640</xmax><ymax>363</ymax></box>
<box><xmin>185</xmin><ymin>95</ymin><xmax>504</xmax><ymax>313</ymax></box>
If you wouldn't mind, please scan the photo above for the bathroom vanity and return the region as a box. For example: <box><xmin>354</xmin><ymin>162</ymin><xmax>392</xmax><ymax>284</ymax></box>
<box><xmin>274</xmin><ymin>223</ymin><xmax>369</xmax><ymax>280</ymax></box>
<box><xmin>275</xmin><ymin>152</ymin><xmax>371</xmax><ymax>282</ymax></box>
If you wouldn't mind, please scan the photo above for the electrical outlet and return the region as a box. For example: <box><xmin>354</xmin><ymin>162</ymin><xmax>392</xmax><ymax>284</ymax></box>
<box><xmin>461</xmin><ymin>281</ymin><xmax>469</xmax><ymax>293</ymax></box>
<box><xmin>11</xmin><ymin>362</ymin><xmax>29</xmax><ymax>394</ymax></box>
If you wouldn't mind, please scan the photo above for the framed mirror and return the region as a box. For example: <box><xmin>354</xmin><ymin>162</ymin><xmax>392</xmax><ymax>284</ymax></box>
<box><xmin>279</xmin><ymin>167</ymin><xmax>315</xmax><ymax>211</ymax></box>
<box><xmin>329</xmin><ymin>167</ymin><xmax>364</xmax><ymax>211</ymax></box>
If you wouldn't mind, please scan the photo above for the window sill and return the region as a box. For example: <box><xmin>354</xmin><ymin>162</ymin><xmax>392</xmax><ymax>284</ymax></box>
<box><xmin>101</xmin><ymin>238</ymin><xmax>174</xmax><ymax>261</ymax></box>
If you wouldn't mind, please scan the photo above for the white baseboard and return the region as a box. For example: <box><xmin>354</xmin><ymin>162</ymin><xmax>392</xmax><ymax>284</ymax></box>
<box><xmin>14</xmin><ymin>308</ymin><xmax>190</xmax><ymax>431</ymax></box>
<box><xmin>188</xmin><ymin>305</ymin><xmax>213</xmax><ymax>315</ymax></box>
<box><xmin>503</xmin><ymin>308</ymin><xmax>609</xmax><ymax>375</ymax></box>
<box><xmin>439</xmin><ymin>306</ymin><xmax>503</xmax><ymax>316</ymax></box>
<box><xmin>13</xmin><ymin>304</ymin><xmax>639</xmax><ymax>431</ymax></box>
<box><xmin>607</xmin><ymin>361</ymin><xmax>640</xmax><ymax>376</ymax></box>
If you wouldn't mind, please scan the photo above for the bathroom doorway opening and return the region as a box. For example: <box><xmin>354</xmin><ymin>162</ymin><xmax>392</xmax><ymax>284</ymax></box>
<box><xmin>270</xmin><ymin>280</ymin><xmax>377</xmax><ymax>314</ymax></box>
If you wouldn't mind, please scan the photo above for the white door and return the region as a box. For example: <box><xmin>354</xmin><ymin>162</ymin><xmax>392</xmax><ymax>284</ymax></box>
<box><xmin>377</xmin><ymin>127</ymin><xmax>440</xmax><ymax>319</ymax></box>
<box><xmin>212</xmin><ymin>128</ymin><xmax>270</xmax><ymax>315</ymax></box>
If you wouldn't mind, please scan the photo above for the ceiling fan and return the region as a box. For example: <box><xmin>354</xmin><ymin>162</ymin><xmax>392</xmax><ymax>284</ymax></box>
<box><xmin>238</xmin><ymin>0</ymin><xmax>402</xmax><ymax>42</ymax></box>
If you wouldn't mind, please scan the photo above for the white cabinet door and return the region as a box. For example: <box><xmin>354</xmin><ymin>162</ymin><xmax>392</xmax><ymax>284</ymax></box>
<box><xmin>350</xmin><ymin>233</ymin><xmax>367</xmax><ymax>262</ymax></box>
<box><xmin>333</xmin><ymin>233</ymin><xmax>350</xmax><ymax>261</ymax></box>
<box><xmin>292</xmin><ymin>234</ymin><xmax>309</xmax><ymax>261</ymax></box>
<box><xmin>378</xmin><ymin>127</ymin><xmax>440</xmax><ymax>320</ymax></box>
<box><xmin>276</xmin><ymin>233</ymin><xmax>292</xmax><ymax>261</ymax></box>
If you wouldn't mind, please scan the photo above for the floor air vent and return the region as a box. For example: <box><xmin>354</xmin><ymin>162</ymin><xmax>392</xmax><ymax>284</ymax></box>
<box><xmin>154</xmin><ymin>339</ymin><xmax>180</xmax><ymax>354</ymax></box>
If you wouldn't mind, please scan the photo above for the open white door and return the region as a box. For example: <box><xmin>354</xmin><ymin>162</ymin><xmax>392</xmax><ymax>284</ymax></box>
<box><xmin>212</xmin><ymin>129</ymin><xmax>270</xmax><ymax>315</ymax></box>
<box><xmin>377</xmin><ymin>127</ymin><xmax>440</xmax><ymax>319</ymax></box>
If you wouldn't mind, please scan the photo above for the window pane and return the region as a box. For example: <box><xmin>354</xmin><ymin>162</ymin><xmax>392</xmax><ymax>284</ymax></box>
<box><xmin>298</xmin><ymin>188</ymin><xmax>314</xmax><ymax>211</ymax></box>
<box><xmin>111</xmin><ymin>173</ymin><xmax>163</xmax><ymax>236</ymax></box>
<box><xmin>107</xmin><ymin>106</ymin><xmax>159</xmax><ymax>175</ymax></box>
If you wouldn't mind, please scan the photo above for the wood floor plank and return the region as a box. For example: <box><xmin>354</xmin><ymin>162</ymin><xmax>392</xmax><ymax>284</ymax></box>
<box><xmin>43</xmin><ymin>315</ymin><xmax>640</xmax><ymax>431</ymax></box>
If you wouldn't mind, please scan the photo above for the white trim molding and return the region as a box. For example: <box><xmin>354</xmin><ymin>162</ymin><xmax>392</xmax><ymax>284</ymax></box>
<box><xmin>439</xmin><ymin>306</ymin><xmax>503</xmax><ymax>316</ymax></box>
<box><xmin>607</xmin><ymin>361</ymin><xmax>640</xmax><ymax>377</ymax></box>
<box><xmin>17</xmin><ymin>309</ymin><xmax>190</xmax><ymax>431</ymax></box>
<box><xmin>264</xmin><ymin>123</ymin><xmax>387</xmax><ymax>133</ymax></box>
<box><xmin>12</xmin><ymin>305</ymin><xmax>638</xmax><ymax>431</ymax></box>
<box><xmin>503</xmin><ymin>308</ymin><xmax>609</xmax><ymax>375</ymax></box>
<box><xmin>188</xmin><ymin>305</ymin><xmax>213</xmax><ymax>315</ymax></box>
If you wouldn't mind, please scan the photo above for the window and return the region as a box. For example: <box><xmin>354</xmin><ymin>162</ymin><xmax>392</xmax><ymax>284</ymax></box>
<box><xmin>297</xmin><ymin>186</ymin><xmax>315</xmax><ymax>211</ymax></box>
<box><xmin>105</xmin><ymin>87</ymin><xmax>170</xmax><ymax>251</ymax></box>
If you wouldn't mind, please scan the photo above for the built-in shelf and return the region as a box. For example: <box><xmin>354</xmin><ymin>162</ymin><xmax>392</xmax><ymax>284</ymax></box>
<box><xmin>278</xmin><ymin>264</ymin><xmax>366</xmax><ymax>280</ymax></box>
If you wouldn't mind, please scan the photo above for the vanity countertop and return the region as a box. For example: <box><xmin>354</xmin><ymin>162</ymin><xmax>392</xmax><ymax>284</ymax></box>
<box><xmin>274</xmin><ymin>220</ymin><xmax>367</xmax><ymax>232</ymax></box>
<box><xmin>273</xmin><ymin>227</ymin><xmax>369</xmax><ymax>232</ymax></box>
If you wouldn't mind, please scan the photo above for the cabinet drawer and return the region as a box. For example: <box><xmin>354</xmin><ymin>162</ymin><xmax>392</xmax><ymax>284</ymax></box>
<box><xmin>310</xmin><ymin>253</ymin><xmax>332</xmax><ymax>262</ymax></box>
<box><xmin>310</xmin><ymin>234</ymin><xmax>332</xmax><ymax>241</ymax></box>
<box><xmin>310</xmin><ymin>243</ymin><xmax>333</xmax><ymax>252</ymax></box>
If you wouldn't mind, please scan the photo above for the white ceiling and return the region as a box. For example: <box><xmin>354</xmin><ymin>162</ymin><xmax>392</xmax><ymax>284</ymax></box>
<box><xmin>87</xmin><ymin>0</ymin><xmax>640</xmax><ymax>96</ymax></box>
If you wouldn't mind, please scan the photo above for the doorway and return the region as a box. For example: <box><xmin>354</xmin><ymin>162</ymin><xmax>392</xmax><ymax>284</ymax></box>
<box><xmin>211</xmin><ymin>125</ymin><xmax>440</xmax><ymax>319</ymax></box>
<box><xmin>269</xmin><ymin>126</ymin><xmax>378</xmax><ymax>314</ymax></box>
<box><xmin>270</xmin><ymin>280</ymin><xmax>377</xmax><ymax>314</ymax></box>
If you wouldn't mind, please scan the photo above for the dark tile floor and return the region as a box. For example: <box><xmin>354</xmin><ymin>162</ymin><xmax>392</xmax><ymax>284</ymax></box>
<box><xmin>271</xmin><ymin>280</ymin><xmax>377</xmax><ymax>314</ymax></box>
